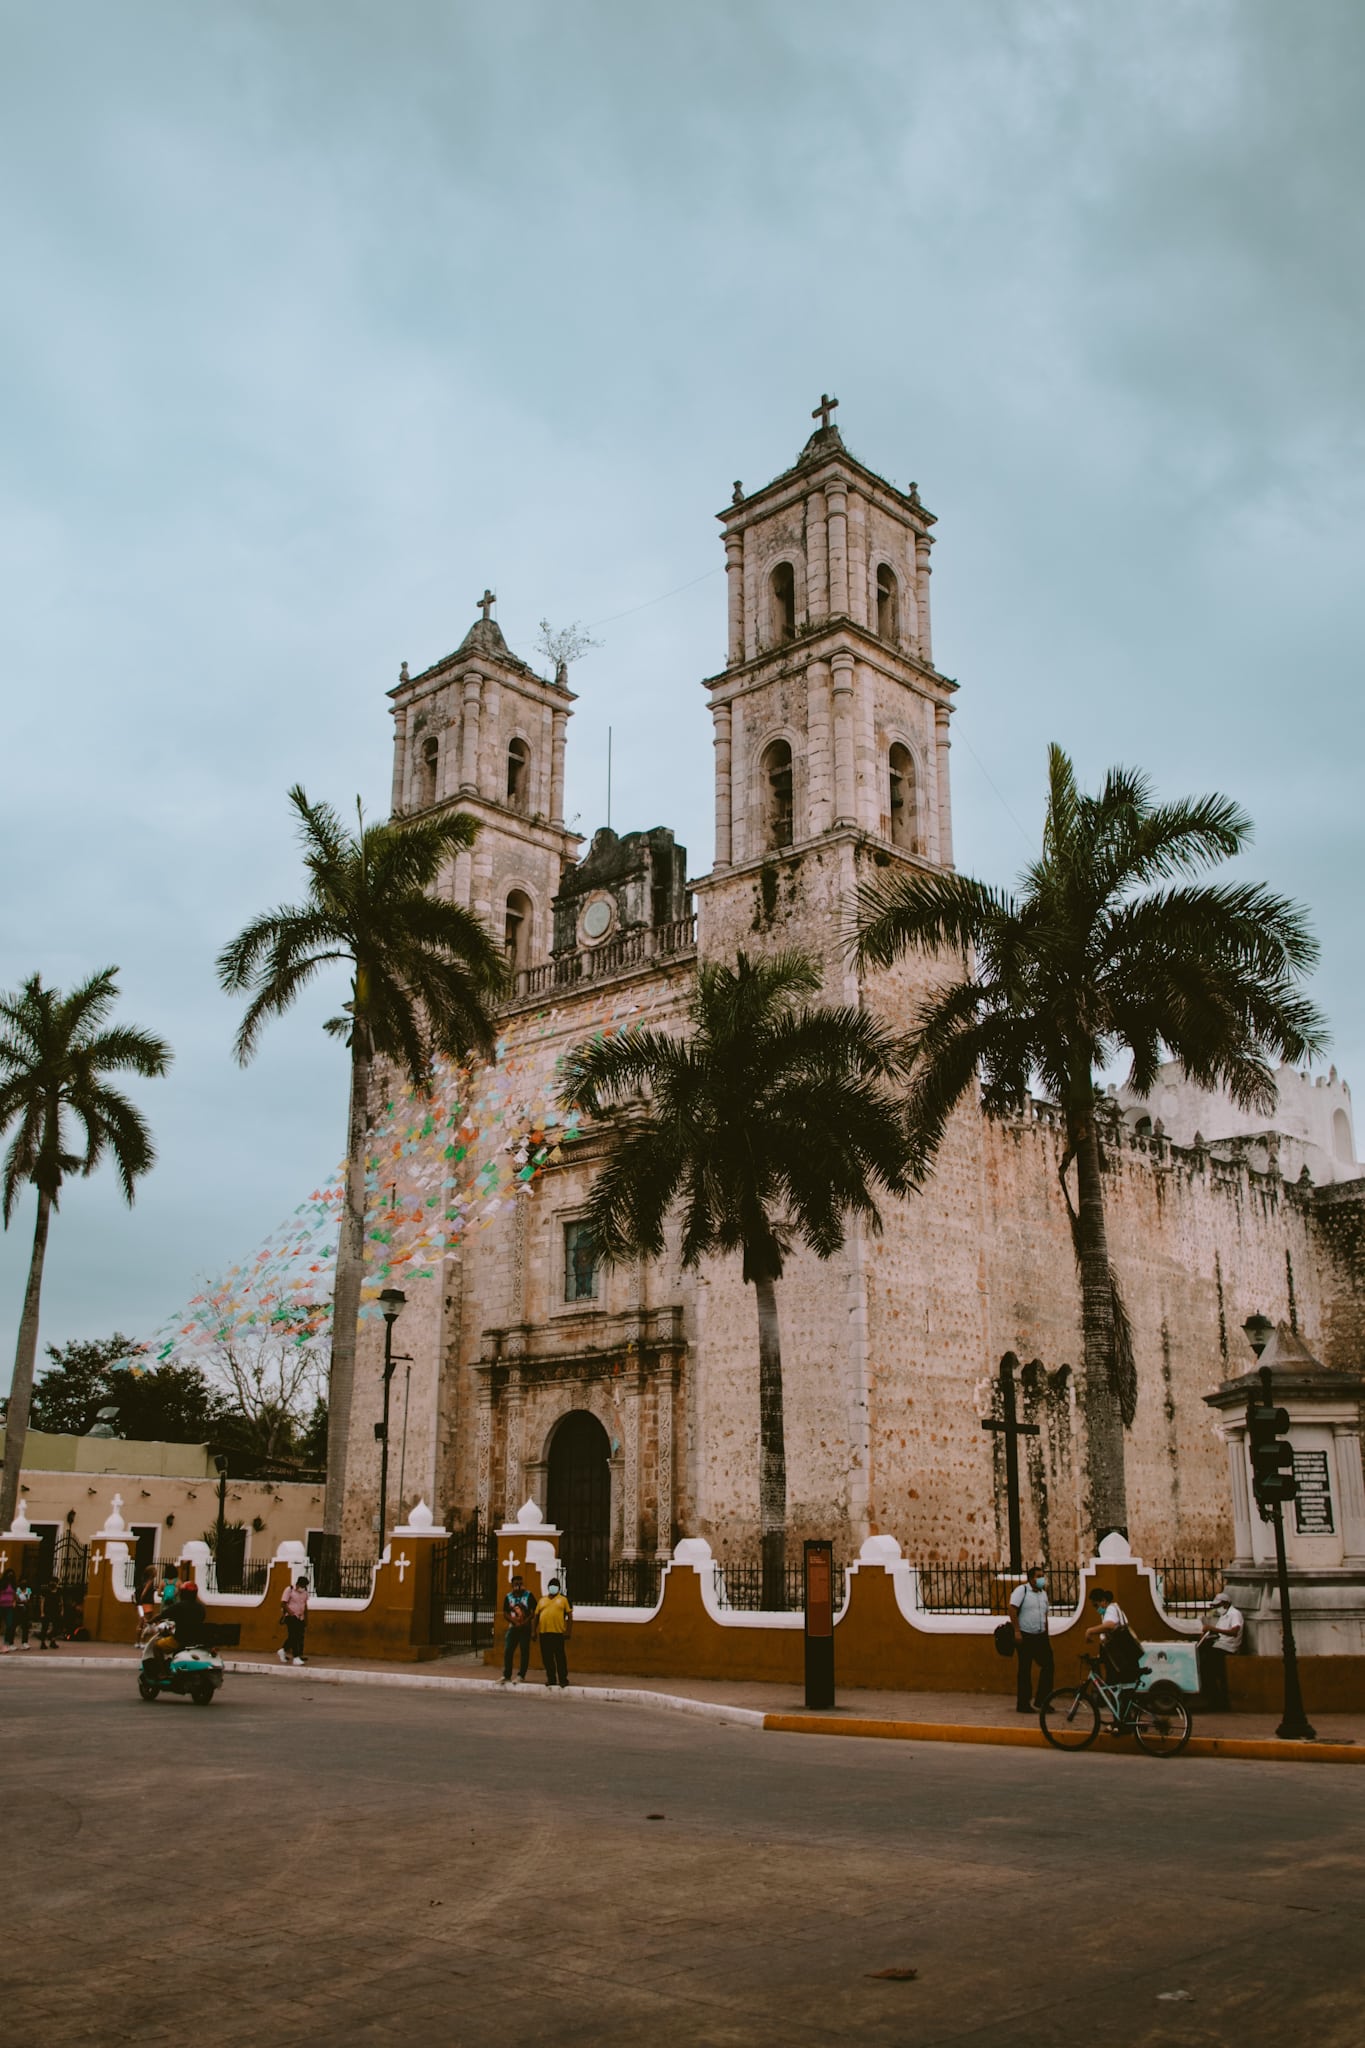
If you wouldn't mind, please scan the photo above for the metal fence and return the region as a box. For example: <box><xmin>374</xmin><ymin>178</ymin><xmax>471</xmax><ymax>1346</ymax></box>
<box><xmin>430</xmin><ymin>1515</ymin><xmax>498</xmax><ymax>1651</ymax></box>
<box><xmin>1152</xmin><ymin>1559</ymin><xmax>1228</xmax><ymax>1613</ymax></box>
<box><xmin>306</xmin><ymin>1537</ymin><xmax>377</xmax><ymax>1600</ymax></box>
<box><xmin>908</xmin><ymin>1562</ymin><xmax>1082</xmax><ymax>1614</ymax></box>
<box><xmin>711</xmin><ymin>1559</ymin><xmax>847</xmax><ymax>1614</ymax></box>
<box><xmin>579</xmin><ymin>1558</ymin><xmax>663</xmax><ymax>1608</ymax></box>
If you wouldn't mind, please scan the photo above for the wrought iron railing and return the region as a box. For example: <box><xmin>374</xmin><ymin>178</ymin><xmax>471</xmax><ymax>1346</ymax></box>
<box><xmin>711</xmin><ymin>1559</ymin><xmax>846</xmax><ymax>1614</ymax></box>
<box><xmin>431</xmin><ymin>1515</ymin><xmax>498</xmax><ymax>1650</ymax></box>
<box><xmin>576</xmin><ymin>1558</ymin><xmax>662</xmax><ymax>1608</ymax></box>
<box><xmin>1152</xmin><ymin>1559</ymin><xmax>1227</xmax><ymax>1613</ymax></box>
<box><xmin>510</xmin><ymin>914</ymin><xmax>697</xmax><ymax>1003</ymax></box>
<box><xmin>909</xmin><ymin>1562</ymin><xmax>1081</xmax><ymax>1614</ymax></box>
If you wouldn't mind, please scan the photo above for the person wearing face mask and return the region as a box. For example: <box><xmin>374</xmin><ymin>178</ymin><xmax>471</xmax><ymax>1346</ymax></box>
<box><xmin>1009</xmin><ymin>1565</ymin><xmax>1054</xmax><ymax>1713</ymax></box>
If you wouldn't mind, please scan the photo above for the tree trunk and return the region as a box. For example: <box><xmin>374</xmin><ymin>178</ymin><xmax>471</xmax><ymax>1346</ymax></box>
<box><xmin>0</xmin><ymin>1190</ymin><xmax>52</xmax><ymax>1536</ymax></box>
<box><xmin>1072</xmin><ymin>1115</ymin><xmax>1128</xmax><ymax>1542</ymax></box>
<box><xmin>323</xmin><ymin>1042</ymin><xmax>372</xmax><ymax>1543</ymax></box>
<box><xmin>754</xmin><ymin>1272</ymin><xmax>788</xmax><ymax>1611</ymax></box>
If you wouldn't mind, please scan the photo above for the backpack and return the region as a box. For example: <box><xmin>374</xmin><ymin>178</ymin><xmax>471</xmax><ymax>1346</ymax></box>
<box><xmin>1103</xmin><ymin>1623</ymin><xmax>1143</xmax><ymax>1685</ymax></box>
<box><xmin>993</xmin><ymin>1621</ymin><xmax>1016</xmax><ymax>1658</ymax></box>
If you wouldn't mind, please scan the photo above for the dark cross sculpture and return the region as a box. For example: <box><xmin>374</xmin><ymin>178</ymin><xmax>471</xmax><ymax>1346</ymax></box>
<box><xmin>477</xmin><ymin>588</ymin><xmax>496</xmax><ymax>622</ymax></box>
<box><xmin>811</xmin><ymin>392</ymin><xmax>839</xmax><ymax>432</ymax></box>
<box><xmin>981</xmin><ymin>1352</ymin><xmax>1040</xmax><ymax>1573</ymax></box>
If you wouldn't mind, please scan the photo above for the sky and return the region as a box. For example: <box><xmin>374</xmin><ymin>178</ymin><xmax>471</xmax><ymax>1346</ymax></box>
<box><xmin>3</xmin><ymin>0</ymin><xmax>1363</xmax><ymax>1369</ymax></box>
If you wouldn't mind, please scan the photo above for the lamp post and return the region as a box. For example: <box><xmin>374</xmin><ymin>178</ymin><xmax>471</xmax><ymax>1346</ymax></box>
<box><xmin>376</xmin><ymin>1289</ymin><xmax>407</xmax><ymax>1560</ymax></box>
<box><xmin>1242</xmin><ymin>1313</ymin><xmax>1316</xmax><ymax>1742</ymax></box>
<box><xmin>213</xmin><ymin>1454</ymin><xmax>229</xmax><ymax>1590</ymax></box>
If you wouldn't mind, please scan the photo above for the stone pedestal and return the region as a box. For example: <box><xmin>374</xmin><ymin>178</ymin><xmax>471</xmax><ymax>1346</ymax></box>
<box><xmin>497</xmin><ymin>1498</ymin><xmax>562</xmax><ymax>1603</ymax></box>
<box><xmin>1205</xmin><ymin>1323</ymin><xmax>1365</xmax><ymax>1654</ymax></box>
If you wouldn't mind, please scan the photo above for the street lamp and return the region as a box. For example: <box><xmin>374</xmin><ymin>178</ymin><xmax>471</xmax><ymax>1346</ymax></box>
<box><xmin>1242</xmin><ymin>1312</ymin><xmax>1275</xmax><ymax>1359</ymax></box>
<box><xmin>376</xmin><ymin>1289</ymin><xmax>407</xmax><ymax>1559</ymax></box>
<box><xmin>213</xmin><ymin>1454</ymin><xmax>229</xmax><ymax>1589</ymax></box>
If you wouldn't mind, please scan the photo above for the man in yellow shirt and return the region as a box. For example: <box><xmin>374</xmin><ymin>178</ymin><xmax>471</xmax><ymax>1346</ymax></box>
<box><xmin>533</xmin><ymin>1577</ymin><xmax>573</xmax><ymax>1688</ymax></box>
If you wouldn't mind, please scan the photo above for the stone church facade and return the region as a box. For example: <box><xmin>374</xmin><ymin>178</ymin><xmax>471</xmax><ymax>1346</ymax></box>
<box><xmin>341</xmin><ymin>411</ymin><xmax>1365</xmax><ymax>1577</ymax></box>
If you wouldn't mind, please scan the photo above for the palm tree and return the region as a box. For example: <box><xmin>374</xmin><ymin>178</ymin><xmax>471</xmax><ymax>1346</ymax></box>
<box><xmin>0</xmin><ymin>970</ymin><xmax>171</xmax><ymax>1532</ymax></box>
<box><xmin>562</xmin><ymin>950</ymin><xmax>914</xmax><ymax>1605</ymax></box>
<box><xmin>854</xmin><ymin>744</ymin><xmax>1325</xmax><ymax>1541</ymax></box>
<box><xmin>217</xmin><ymin>787</ymin><xmax>504</xmax><ymax>1546</ymax></box>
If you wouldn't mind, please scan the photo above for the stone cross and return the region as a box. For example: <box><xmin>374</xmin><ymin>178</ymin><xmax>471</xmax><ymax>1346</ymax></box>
<box><xmin>502</xmin><ymin>1550</ymin><xmax>521</xmax><ymax>1583</ymax></box>
<box><xmin>980</xmin><ymin>1353</ymin><xmax>1040</xmax><ymax>1573</ymax></box>
<box><xmin>477</xmin><ymin>588</ymin><xmax>496</xmax><ymax>622</ymax></box>
<box><xmin>0</xmin><ymin>1550</ymin><xmax>7</xmax><ymax>1574</ymax></box>
<box><xmin>393</xmin><ymin>1552</ymin><xmax>411</xmax><ymax>1583</ymax></box>
<box><xmin>811</xmin><ymin>393</ymin><xmax>839</xmax><ymax>431</ymax></box>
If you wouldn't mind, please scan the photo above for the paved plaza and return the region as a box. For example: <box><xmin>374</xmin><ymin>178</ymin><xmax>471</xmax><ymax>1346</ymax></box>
<box><xmin>5</xmin><ymin>1663</ymin><xmax>1363</xmax><ymax>2047</ymax></box>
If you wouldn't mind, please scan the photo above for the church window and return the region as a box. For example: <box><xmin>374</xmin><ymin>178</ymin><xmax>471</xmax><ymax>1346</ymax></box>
<box><xmin>1134</xmin><ymin>1115</ymin><xmax>1152</xmax><ymax>1138</ymax></box>
<box><xmin>769</xmin><ymin>562</ymin><xmax>796</xmax><ymax>643</ymax></box>
<box><xmin>762</xmin><ymin>738</ymin><xmax>794</xmax><ymax>849</ymax></box>
<box><xmin>563</xmin><ymin>1219</ymin><xmax>599</xmax><ymax>1302</ymax></box>
<box><xmin>876</xmin><ymin>564</ymin><xmax>900</xmax><ymax>642</ymax></box>
<box><xmin>504</xmin><ymin>889</ymin><xmax>533</xmax><ymax>970</ymax></box>
<box><xmin>506</xmin><ymin>736</ymin><xmax>530</xmax><ymax>809</ymax></box>
<box><xmin>888</xmin><ymin>743</ymin><xmax>918</xmax><ymax>852</ymax></box>
<box><xmin>416</xmin><ymin>735</ymin><xmax>439</xmax><ymax>808</ymax></box>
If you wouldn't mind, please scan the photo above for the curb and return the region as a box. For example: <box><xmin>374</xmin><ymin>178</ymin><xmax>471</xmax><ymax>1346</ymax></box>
<box><xmin>13</xmin><ymin>1656</ymin><xmax>765</xmax><ymax>1729</ymax></box>
<box><xmin>15</xmin><ymin>1661</ymin><xmax>1360</xmax><ymax>1761</ymax></box>
<box><xmin>764</xmin><ymin>1712</ymin><xmax>1365</xmax><ymax>1764</ymax></box>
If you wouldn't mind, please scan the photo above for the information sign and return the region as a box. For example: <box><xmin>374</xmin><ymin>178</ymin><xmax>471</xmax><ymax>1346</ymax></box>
<box><xmin>1292</xmin><ymin>1450</ymin><xmax>1334</xmax><ymax>1536</ymax></box>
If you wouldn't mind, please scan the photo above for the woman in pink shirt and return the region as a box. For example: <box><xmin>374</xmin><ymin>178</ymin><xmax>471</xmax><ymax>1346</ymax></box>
<box><xmin>278</xmin><ymin>1577</ymin><xmax>310</xmax><ymax>1665</ymax></box>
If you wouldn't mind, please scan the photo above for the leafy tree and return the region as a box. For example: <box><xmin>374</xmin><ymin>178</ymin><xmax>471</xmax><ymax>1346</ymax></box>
<box><xmin>217</xmin><ymin>788</ymin><xmax>504</xmax><ymax>1541</ymax></box>
<box><xmin>854</xmin><ymin>745</ymin><xmax>1325</xmax><ymax>1539</ymax></box>
<box><xmin>563</xmin><ymin>951</ymin><xmax>913</xmax><ymax>1605</ymax></box>
<box><xmin>30</xmin><ymin>1335</ymin><xmax>225</xmax><ymax>1442</ymax></box>
<box><xmin>0</xmin><ymin>971</ymin><xmax>171</xmax><ymax>1531</ymax></box>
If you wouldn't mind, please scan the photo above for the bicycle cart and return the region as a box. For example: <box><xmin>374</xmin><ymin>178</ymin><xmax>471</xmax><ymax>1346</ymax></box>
<box><xmin>1040</xmin><ymin>1642</ymin><xmax>1196</xmax><ymax>1757</ymax></box>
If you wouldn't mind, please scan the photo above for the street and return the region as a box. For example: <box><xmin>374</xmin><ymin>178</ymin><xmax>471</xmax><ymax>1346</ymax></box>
<box><xmin>5</xmin><ymin>1664</ymin><xmax>1363</xmax><ymax>2047</ymax></box>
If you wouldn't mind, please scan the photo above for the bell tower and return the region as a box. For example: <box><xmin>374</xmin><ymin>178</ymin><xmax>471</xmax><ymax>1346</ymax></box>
<box><xmin>694</xmin><ymin>398</ymin><xmax>957</xmax><ymax>985</ymax></box>
<box><xmin>388</xmin><ymin>592</ymin><xmax>582</xmax><ymax>971</ymax></box>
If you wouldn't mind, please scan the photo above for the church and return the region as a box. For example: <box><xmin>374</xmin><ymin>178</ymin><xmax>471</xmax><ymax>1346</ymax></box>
<box><xmin>341</xmin><ymin>403</ymin><xmax>1364</xmax><ymax>1586</ymax></box>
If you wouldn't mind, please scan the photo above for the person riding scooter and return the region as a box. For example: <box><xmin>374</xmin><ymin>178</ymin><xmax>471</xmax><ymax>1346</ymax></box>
<box><xmin>146</xmin><ymin>1579</ymin><xmax>209</xmax><ymax>1677</ymax></box>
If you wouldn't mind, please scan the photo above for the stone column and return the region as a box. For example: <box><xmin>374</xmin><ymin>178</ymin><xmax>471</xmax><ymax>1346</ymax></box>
<box><xmin>854</xmin><ymin>660</ymin><xmax>878</xmax><ymax>831</ymax></box>
<box><xmin>480</xmin><ymin>679</ymin><xmax>501</xmax><ymax>797</ymax></box>
<box><xmin>391</xmin><ymin>706</ymin><xmax>409</xmax><ymax>814</ymax></box>
<box><xmin>474</xmin><ymin>1363</ymin><xmax>495</xmax><ymax>1524</ymax></box>
<box><xmin>725</xmin><ymin>531</ymin><xmax>745</xmax><ymax>665</ymax></box>
<box><xmin>915</xmin><ymin>532</ymin><xmax>933</xmax><ymax>665</ymax></box>
<box><xmin>827</xmin><ymin>486</ymin><xmax>849</xmax><ymax>615</ymax></box>
<box><xmin>621</xmin><ymin>1347</ymin><xmax>644</xmax><ymax>1561</ymax></box>
<box><xmin>831</xmin><ymin>652</ymin><xmax>857</xmax><ymax>826</ymax></box>
<box><xmin>712</xmin><ymin>701</ymin><xmax>733</xmax><ymax>868</ymax></box>
<box><xmin>472</xmin><ymin>840</ymin><xmax>494</xmax><ymax>930</ymax></box>
<box><xmin>805</xmin><ymin>660</ymin><xmax>833</xmax><ymax>837</ymax></box>
<box><xmin>452</xmin><ymin>845</ymin><xmax>473</xmax><ymax>909</ymax></box>
<box><xmin>654</xmin><ymin>1361</ymin><xmax>678</xmax><ymax>1563</ymax></box>
<box><xmin>806</xmin><ymin>490</ymin><xmax>829</xmax><ymax>621</ymax></box>
<box><xmin>847</xmin><ymin>491</ymin><xmax>869</xmax><ymax>628</ymax></box>
<box><xmin>437</xmin><ymin>710</ymin><xmax>458</xmax><ymax>804</ymax></box>
<box><xmin>460</xmin><ymin>674</ymin><xmax>483</xmax><ymax>793</ymax></box>
<box><xmin>502</xmin><ymin>1361</ymin><xmax>524</xmax><ymax>1520</ymax></box>
<box><xmin>550</xmin><ymin>708</ymin><xmax>568</xmax><ymax>826</ymax></box>
<box><xmin>934</xmin><ymin>704</ymin><xmax>954</xmax><ymax>867</ymax></box>
<box><xmin>730</xmin><ymin>701</ymin><xmax>748</xmax><ymax>866</ymax></box>
<box><xmin>538</xmin><ymin>701</ymin><xmax>553</xmax><ymax>817</ymax></box>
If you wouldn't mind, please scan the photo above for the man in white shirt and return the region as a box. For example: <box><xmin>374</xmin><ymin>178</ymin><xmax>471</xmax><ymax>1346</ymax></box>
<box><xmin>1197</xmin><ymin>1590</ymin><xmax>1244</xmax><ymax>1712</ymax></box>
<box><xmin>1009</xmin><ymin>1567</ymin><xmax>1053</xmax><ymax>1713</ymax></box>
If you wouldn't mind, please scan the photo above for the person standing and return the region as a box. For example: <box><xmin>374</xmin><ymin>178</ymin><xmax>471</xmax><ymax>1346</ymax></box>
<box><xmin>1009</xmin><ymin>1566</ymin><xmax>1054</xmax><ymax>1712</ymax></box>
<box><xmin>1197</xmin><ymin>1590</ymin><xmax>1244</xmax><ymax>1712</ymax></box>
<box><xmin>0</xmin><ymin>1570</ymin><xmax>17</xmax><ymax>1653</ymax></box>
<box><xmin>13</xmin><ymin>1576</ymin><xmax>34</xmax><ymax>1649</ymax></box>
<box><xmin>37</xmin><ymin>1576</ymin><xmax>62</xmax><ymax>1649</ymax></box>
<box><xmin>500</xmin><ymin>1572</ymin><xmax>536</xmax><ymax>1685</ymax></box>
<box><xmin>278</xmin><ymin>1576</ymin><xmax>310</xmax><ymax>1665</ymax></box>
<box><xmin>533</xmin><ymin>1576</ymin><xmax>573</xmax><ymax>1689</ymax></box>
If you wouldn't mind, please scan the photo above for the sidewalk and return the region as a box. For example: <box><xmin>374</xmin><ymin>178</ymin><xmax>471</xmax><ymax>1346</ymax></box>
<box><xmin>16</xmin><ymin>1640</ymin><xmax>1363</xmax><ymax>1759</ymax></box>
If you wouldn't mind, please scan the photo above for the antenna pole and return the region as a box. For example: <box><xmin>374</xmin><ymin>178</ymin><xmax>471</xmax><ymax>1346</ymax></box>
<box><xmin>607</xmin><ymin>725</ymin><xmax>612</xmax><ymax>830</ymax></box>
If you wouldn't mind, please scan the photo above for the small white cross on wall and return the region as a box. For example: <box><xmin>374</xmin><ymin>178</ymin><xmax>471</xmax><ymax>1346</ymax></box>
<box><xmin>0</xmin><ymin>1550</ymin><xmax>8</xmax><ymax>1573</ymax></box>
<box><xmin>393</xmin><ymin>1552</ymin><xmax>411</xmax><ymax>1583</ymax></box>
<box><xmin>88</xmin><ymin>1552</ymin><xmax>102</xmax><ymax>1575</ymax></box>
<box><xmin>503</xmin><ymin>1550</ymin><xmax>521</xmax><ymax>1583</ymax></box>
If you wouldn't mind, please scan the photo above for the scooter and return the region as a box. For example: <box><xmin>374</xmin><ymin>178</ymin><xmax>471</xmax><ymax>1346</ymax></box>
<box><xmin>137</xmin><ymin>1624</ymin><xmax>225</xmax><ymax>1707</ymax></box>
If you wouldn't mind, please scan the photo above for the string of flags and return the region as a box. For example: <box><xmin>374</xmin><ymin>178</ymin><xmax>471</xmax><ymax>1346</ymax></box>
<box><xmin>151</xmin><ymin>982</ymin><xmax>667</xmax><ymax>1369</ymax></box>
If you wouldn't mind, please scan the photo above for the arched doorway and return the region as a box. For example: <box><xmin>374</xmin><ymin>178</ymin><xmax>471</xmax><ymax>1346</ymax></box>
<box><xmin>547</xmin><ymin>1410</ymin><xmax>612</xmax><ymax>1601</ymax></box>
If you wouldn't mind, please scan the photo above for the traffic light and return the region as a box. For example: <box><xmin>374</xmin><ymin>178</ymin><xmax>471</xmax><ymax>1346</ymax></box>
<box><xmin>1247</xmin><ymin>1380</ymin><xmax>1296</xmax><ymax>1518</ymax></box>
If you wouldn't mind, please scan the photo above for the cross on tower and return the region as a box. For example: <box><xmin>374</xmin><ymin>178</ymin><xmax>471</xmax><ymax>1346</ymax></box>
<box><xmin>477</xmin><ymin>588</ymin><xmax>496</xmax><ymax>622</ymax></box>
<box><xmin>393</xmin><ymin>1551</ymin><xmax>411</xmax><ymax>1583</ymax></box>
<box><xmin>811</xmin><ymin>393</ymin><xmax>839</xmax><ymax>432</ymax></box>
<box><xmin>980</xmin><ymin>1353</ymin><xmax>1041</xmax><ymax>1574</ymax></box>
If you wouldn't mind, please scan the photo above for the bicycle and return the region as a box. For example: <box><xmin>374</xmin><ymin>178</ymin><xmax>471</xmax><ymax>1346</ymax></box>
<box><xmin>1040</xmin><ymin>1655</ymin><xmax>1193</xmax><ymax>1757</ymax></box>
